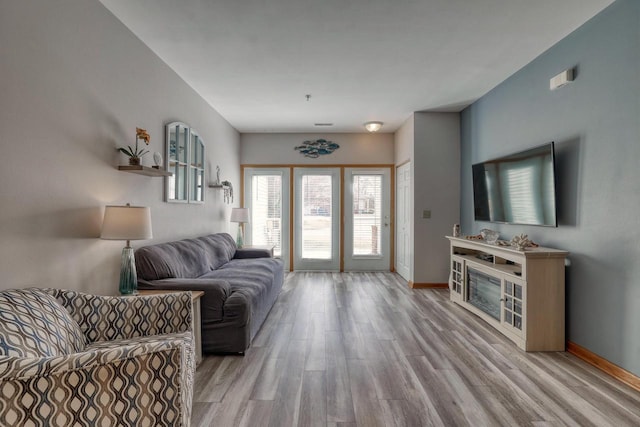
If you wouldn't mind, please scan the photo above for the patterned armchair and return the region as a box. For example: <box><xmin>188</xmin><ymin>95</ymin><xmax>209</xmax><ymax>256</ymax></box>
<box><xmin>0</xmin><ymin>289</ymin><xmax>195</xmax><ymax>427</ymax></box>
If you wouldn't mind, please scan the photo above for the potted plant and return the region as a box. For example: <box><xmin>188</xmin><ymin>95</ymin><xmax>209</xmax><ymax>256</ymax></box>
<box><xmin>118</xmin><ymin>127</ymin><xmax>150</xmax><ymax>166</ymax></box>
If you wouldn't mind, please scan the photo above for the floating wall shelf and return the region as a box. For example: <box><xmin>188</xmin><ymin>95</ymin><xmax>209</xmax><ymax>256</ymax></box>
<box><xmin>118</xmin><ymin>165</ymin><xmax>172</xmax><ymax>177</ymax></box>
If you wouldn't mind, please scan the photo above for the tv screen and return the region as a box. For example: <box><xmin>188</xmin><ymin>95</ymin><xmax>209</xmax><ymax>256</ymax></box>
<box><xmin>473</xmin><ymin>142</ymin><xmax>557</xmax><ymax>227</ymax></box>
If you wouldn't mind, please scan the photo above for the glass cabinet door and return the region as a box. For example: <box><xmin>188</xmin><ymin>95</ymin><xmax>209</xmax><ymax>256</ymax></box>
<box><xmin>503</xmin><ymin>278</ymin><xmax>524</xmax><ymax>333</ymax></box>
<box><xmin>450</xmin><ymin>256</ymin><xmax>464</xmax><ymax>298</ymax></box>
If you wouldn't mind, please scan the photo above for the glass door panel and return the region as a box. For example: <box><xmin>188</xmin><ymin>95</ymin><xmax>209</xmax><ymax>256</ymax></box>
<box><xmin>294</xmin><ymin>168</ymin><xmax>340</xmax><ymax>271</ymax></box>
<box><xmin>344</xmin><ymin>168</ymin><xmax>390</xmax><ymax>271</ymax></box>
<box><xmin>467</xmin><ymin>267</ymin><xmax>501</xmax><ymax>320</ymax></box>
<box><xmin>244</xmin><ymin>168</ymin><xmax>290</xmax><ymax>270</ymax></box>
<box><xmin>251</xmin><ymin>175</ymin><xmax>283</xmax><ymax>257</ymax></box>
<box><xmin>301</xmin><ymin>175</ymin><xmax>332</xmax><ymax>259</ymax></box>
<box><xmin>352</xmin><ymin>174</ymin><xmax>382</xmax><ymax>255</ymax></box>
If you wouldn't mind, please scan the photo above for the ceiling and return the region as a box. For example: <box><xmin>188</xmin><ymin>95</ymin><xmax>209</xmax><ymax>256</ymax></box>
<box><xmin>100</xmin><ymin>0</ymin><xmax>613</xmax><ymax>133</ymax></box>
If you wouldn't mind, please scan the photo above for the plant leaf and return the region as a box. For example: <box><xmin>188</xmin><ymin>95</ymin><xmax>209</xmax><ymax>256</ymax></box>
<box><xmin>117</xmin><ymin>147</ymin><xmax>134</xmax><ymax>157</ymax></box>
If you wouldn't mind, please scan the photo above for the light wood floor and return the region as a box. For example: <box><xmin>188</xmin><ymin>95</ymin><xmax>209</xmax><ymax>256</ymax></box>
<box><xmin>192</xmin><ymin>272</ymin><xmax>640</xmax><ymax>426</ymax></box>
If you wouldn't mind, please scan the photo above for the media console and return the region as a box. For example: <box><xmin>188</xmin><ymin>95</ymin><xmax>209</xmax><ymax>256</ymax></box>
<box><xmin>446</xmin><ymin>236</ymin><xmax>568</xmax><ymax>351</ymax></box>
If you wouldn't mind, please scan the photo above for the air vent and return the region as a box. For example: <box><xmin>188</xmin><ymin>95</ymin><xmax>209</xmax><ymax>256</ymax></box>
<box><xmin>314</xmin><ymin>123</ymin><xmax>333</xmax><ymax>127</ymax></box>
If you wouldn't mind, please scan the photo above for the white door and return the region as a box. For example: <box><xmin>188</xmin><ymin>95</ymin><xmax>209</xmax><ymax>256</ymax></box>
<box><xmin>344</xmin><ymin>168</ymin><xmax>391</xmax><ymax>271</ymax></box>
<box><xmin>396</xmin><ymin>162</ymin><xmax>411</xmax><ymax>281</ymax></box>
<box><xmin>293</xmin><ymin>168</ymin><xmax>340</xmax><ymax>271</ymax></box>
<box><xmin>243</xmin><ymin>168</ymin><xmax>290</xmax><ymax>270</ymax></box>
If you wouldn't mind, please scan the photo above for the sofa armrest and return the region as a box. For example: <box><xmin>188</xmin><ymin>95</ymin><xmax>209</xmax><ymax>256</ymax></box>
<box><xmin>234</xmin><ymin>247</ymin><xmax>272</xmax><ymax>259</ymax></box>
<box><xmin>49</xmin><ymin>289</ymin><xmax>192</xmax><ymax>343</ymax></box>
<box><xmin>139</xmin><ymin>278</ymin><xmax>232</xmax><ymax>323</ymax></box>
<box><xmin>0</xmin><ymin>333</ymin><xmax>193</xmax><ymax>427</ymax></box>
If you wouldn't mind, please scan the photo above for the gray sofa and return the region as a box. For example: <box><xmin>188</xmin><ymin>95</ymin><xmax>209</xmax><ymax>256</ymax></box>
<box><xmin>134</xmin><ymin>233</ymin><xmax>284</xmax><ymax>354</ymax></box>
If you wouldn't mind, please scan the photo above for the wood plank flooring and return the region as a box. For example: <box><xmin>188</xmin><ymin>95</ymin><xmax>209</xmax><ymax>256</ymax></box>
<box><xmin>192</xmin><ymin>272</ymin><xmax>640</xmax><ymax>426</ymax></box>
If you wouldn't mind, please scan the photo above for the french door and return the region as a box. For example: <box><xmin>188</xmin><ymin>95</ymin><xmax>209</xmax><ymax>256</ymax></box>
<box><xmin>244</xmin><ymin>165</ymin><xmax>392</xmax><ymax>272</ymax></box>
<box><xmin>343</xmin><ymin>168</ymin><xmax>391</xmax><ymax>271</ymax></box>
<box><xmin>293</xmin><ymin>168</ymin><xmax>340</xmax><ymax>271</ymax></box>
<box><xmin>243</xmin><ymin>168</ymin><xmax>290</xmax><ymax>270</ymax></box>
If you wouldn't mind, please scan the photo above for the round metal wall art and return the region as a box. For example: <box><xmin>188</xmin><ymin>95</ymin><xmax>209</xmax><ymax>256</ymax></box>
<box><xmin>295</xmin><ymin>139</ymin><xmax>340</xmax><ymax>158</ymax></box>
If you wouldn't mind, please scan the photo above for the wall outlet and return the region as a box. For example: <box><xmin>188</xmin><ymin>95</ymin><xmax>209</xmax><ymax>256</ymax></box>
<box><xmin>422</xmin><ymin>210</ymin><xmax>431</xmax><ymax>219</ymax></box>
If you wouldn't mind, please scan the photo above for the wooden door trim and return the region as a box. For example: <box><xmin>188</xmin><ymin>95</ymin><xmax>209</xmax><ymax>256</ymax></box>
<box><xmin>244</xmin><ymin>164</ymin><xmax>395</xmax><ymax>272</ymax></box>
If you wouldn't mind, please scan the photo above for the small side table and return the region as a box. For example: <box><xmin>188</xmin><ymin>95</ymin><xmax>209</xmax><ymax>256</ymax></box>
<box><xmin>137</xmin><ymin>290</ymin><xmax>204</xmax><ymax>366</ymax></box>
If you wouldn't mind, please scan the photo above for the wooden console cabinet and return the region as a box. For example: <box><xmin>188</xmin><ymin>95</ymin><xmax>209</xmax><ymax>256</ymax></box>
<box><xmin>446</xmin><ymin>236</ymin><xmax>568</xmax><ymax>351</ymax></box>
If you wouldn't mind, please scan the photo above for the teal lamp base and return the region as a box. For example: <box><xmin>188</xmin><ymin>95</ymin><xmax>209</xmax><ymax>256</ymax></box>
<box><xmin>119</xmin><ymin>246</ymin><xmax>138</xmax><ymax>295</ymax></box>
<box><xmin>236</xmin><ymin>226</ymin><xmax>244</xmax><ymax>249</ymax></box>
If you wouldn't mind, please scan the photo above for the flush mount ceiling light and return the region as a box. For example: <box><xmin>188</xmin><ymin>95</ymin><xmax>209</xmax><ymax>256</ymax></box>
<box><xmin>364</xmin><ymin>121</ymin><xmax>383</xmax><ymax>132</ymax></box>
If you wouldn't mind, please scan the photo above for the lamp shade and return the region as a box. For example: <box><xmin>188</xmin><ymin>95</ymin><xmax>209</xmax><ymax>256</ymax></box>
<box><xmin>101</xmin><ymin>205</ymin><xmax>153</xmax><ymax>241</ymax></box>
<box><xmin>230</xmin><ymin>207</ymin><xmax>250</xmax><ymax>223</ymax></box>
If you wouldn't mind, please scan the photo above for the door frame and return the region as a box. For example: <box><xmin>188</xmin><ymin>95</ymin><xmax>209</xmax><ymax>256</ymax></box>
<box><xmin>241</xmin><ymin>164</ymin><xmax>394</xmax><ymax>271</ymax></box>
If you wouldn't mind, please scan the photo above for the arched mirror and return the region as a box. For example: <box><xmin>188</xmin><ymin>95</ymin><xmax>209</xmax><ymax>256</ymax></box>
<box><xmin>165</xmin><ymin>121</ymin><xmax>205</xmax><ymax>204</ymax></box>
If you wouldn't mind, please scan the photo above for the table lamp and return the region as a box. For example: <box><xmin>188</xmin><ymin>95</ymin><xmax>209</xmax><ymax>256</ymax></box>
<box><xmin>100</xmin><ymin>203</ymin><xmax>153</xmax><ymax>295</ymax></box>
<box><xmin>230</xmin><ymin>207</ymin><xmax>249</xmax><ymax>248</ymax></box>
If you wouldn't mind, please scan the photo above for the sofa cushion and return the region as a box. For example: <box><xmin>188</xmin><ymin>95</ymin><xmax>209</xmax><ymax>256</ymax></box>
<box><xmin>200</xmin><ymin>258</ymin><xmax>282</xmax><ymax>287</ymax></box>
<box><xmin>136</xmin><ymin>233</ymin><xmax>237</xmax><ymax>281</ymax></box>
<box><xmin>0</xmin><ymin>289</ymin><xmax>86</xmax><ymax>358</ymax></box>
<box><xmin>200</xmin><ymin>257</ymin><xmax>282</xmax><ymax>312</ymax></box>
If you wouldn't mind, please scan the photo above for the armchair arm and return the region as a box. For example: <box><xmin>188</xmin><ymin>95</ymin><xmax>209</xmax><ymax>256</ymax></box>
<box><xmin>234</xmin><ymin>247</ymin><xmax>272</xmax><ymax>259</ymax></box>
<box><xmin>0</xmin><ymin>333</ymin><xmax>193</xmax><ymax>427</ymax></box>
<box><xmin>138</xmin><ymin>278</ymin><xmax>231</xmax><ymax>323</ymax></box>
<box><xmin>48</xmin><ymin>289</ymin><xmax>192</xmax><ymax>343</ymax></box>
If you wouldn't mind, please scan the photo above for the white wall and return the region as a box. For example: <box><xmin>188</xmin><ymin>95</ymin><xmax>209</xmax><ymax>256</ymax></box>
<box><xmin>413</xmin><ymin>113</ymin><xmax>460</xmax><ymax>283</ymax></box>
<box><xmin>241</xmin><ymin>133</ymin><xmax>394</xmax><ymax>165</ymax></box>
<box><xmin>394</xmin><ymin>115</ymin><xmax>414</xmax><ymax>167</ymax></box>
<box><xmin>394</xmin><ymin>113</ymin><xmax>460</xmax><ymax>283</ymax></box>
<box><xmin>0</xmin><ymin>0</ymin><xmax>240</xmax><ymax>295</ymax></box>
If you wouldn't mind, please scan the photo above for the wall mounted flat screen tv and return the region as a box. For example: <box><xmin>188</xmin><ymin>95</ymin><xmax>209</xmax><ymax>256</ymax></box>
<box><xmin>472</xmin><ymin>142</ymin><xmax>557</xmax><ymax>227</ymax></box>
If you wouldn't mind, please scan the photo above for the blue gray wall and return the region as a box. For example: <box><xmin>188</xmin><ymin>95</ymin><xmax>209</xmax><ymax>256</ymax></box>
<box><xmin>460</xmin><ymin>0</ymin><xmax>639</xmax><ymax>376</ymax></box>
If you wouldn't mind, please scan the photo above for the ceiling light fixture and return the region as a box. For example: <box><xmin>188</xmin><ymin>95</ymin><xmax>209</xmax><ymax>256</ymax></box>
<box><xmin>364</xmin><ymin>121</ymin><xmax>383</xmax><ymax>132</ymax></box>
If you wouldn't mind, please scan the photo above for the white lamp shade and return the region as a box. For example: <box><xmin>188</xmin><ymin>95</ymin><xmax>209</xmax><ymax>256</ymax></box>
<box><xmin>101</xmin><ymin>205</ymin><xmax>153</xmax><ymax>240</ymax></box>
<box><xmin>230</xmin><ymin>207</ymin><xmax>250</xmax><ymax>223</ymax></box>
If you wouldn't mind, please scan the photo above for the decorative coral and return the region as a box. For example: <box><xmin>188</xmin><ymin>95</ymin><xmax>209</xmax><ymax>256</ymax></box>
<box><xmin>511</xmin><ymin>233</ymin><xmax>533</xmax><ymax>250</ymax></box>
